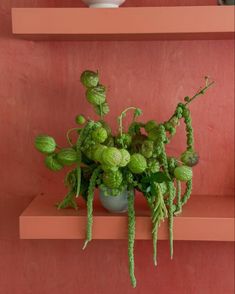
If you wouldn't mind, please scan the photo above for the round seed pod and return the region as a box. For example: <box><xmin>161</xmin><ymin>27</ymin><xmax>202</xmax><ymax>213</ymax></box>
<box><xmin>92</xmin><ymin>127</ymin><xmax>108</xmax><ymax>143</ymax></box>
<box><xmin>101</xmin><ymin>164</ymin><xmax>119</xmax><ymax>173</ymax></box>
<box><xmin>180</xmin><ymin>150</ymin><xmax>199</xmax><ymax>167</ymax></box>
<box><xmin>75</xmin><ymin>114</ymin><xmax>86</xmax><ymax>125</ymax></box>
<box><xmin>128</xmin><ymin>153</ymin><xmax>147</xmax><ymax>174</ymax></box>
<box><xmin>147</xmin><ymin>159</ymin><xmax>160</xmax><ymax>173</ymax></box>
<box><xmin>119</xmin><ymin>149</ymin><xmax>131</xmax><ymax>167</ymax></box>
<box><xmin>35</xmin><ymin>135</ymin><xmax>56</xmax><ymax>154</ymax></box>
<box><xmin>140</xmin><ymin>140</ymin><xmax>154</xmax><ymax>159</ymax></box>
<box><xmin>103</xmin><ymin>170</ymin><xmax>123</xmax><ymax>189</ymax></box>
<box><xmin>45</xmin><ymin>154</ymin><xmax>63</xmax><ymax>171</ymax></box>
<box><xmin>174</xmin><ymin>166</ymin><xmax>193</xmax><ymax>182</ymax></box>
<box><xmin>93</xmin><ymin>144</ymin><xmax>107</xmax><ymax>162</ymax></box>
<box><xmin>80</xmin><ymin>70</ymin><xmax>99</xmax><ymax>88</ymax></box>
<box><xmin>101</xmin><ymin>147</ymin><xmax>122</xmax><ymax>167</ymax></box>
<box><xmin>86</xmin><ymin>85</ymin><xmax>106</xmax><ymax>105</ymax></box>
<box><xmin>57</xmin><ymin>148</ymin><xmax>77</xmax><ymax>166</ymax></box>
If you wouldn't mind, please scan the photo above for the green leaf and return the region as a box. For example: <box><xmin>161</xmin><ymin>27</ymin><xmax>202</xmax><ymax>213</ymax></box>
<box><xmin>150</xmin><ymin>182</ymin><xmax>157</xmax><ymax>195</ymax></box>
<box><xmin>150</xmin><ymin>172</ymin><xmax>171</xmax><ymax>183</ymax></box>
<box><xmin>134</xmin><ymin>108</ymin><xmax>142</xmax><ymax>117</ymax></box>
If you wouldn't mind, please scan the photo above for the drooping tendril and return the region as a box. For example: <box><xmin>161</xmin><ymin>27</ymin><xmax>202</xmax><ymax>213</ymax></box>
<box><xmin>151</xmin><ymin>183</ymin><xmax>168</xmax><ymax>266</ymax></box>
<box><xmin>127</xmin><ymin>189</ymin><xmax>136</xmax><ymax>288</ymax></box>
<box><xmin>83</xmin><ymin>167</ymin><xmax>101</xmax><ymax>250</ymax></box>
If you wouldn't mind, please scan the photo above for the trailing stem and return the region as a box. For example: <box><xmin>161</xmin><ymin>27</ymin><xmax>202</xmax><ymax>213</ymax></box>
<box><xmin>127</xmin><ymin>189</ymin><xmax>136</xmax><ymax>288</ymax></box>
<box><xmin>83</xmin><ymin>167</ymin><xmax>101</xmax><ymax>250</ymax></box>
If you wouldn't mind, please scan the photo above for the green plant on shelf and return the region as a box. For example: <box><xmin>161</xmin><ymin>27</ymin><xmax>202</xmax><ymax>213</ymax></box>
<box><xmin>34</xmin><ymin>70</ymin><xmax>214</xmax><ymax>288</ymax></box>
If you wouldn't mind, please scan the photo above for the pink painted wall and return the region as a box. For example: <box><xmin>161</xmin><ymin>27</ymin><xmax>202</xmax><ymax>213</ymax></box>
<box><xmin>0</xmin><ymin>1</ymin><xmax>234</xmax><ymax>294</ymax></box>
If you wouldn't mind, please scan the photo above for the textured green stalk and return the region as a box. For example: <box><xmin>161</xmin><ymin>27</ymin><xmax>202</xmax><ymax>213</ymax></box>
<box><xmin>75</xmin><ymin>123</ymin><xmax>92</xmax><ymax>198</ymax></box>
<box><xmin>75</xmin><ymin>150</ymin><xmax>82</xmax><ymax>198</ymax></box>
<box><xmin>181</xmin><ymin>179</ymin><xmax>193</xmax><ymax>206</ymax></box>
<box><xmin>152</xmin><ymin>223</ymin><xmax>159</xmax><ymax>267</ymax></box>
<box><xmin>174</xmin><ymin>180</ymin><xmax>182</xmax><ymax>215</ymax></box>
<box><xmin>83</xmin><ymin>167</ymin><xmax>101</xmax><ymax>250</ymax></box>
<box><xmin>152</xmin><ymin>184</ymin><xmax>168</xmax><ymax>266</ymax></box>
<box><xmin>127</xmin><ymin>189</ymin><xmax>136</xmax><ymax>288</ymax></box>
<box><xmin>168</xmin><ymin>181</ymin><xmax>176</xmax><ymax>259</ymax></box>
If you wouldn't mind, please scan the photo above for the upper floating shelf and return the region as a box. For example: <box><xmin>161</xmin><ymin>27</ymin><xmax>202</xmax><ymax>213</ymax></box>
<box><xmin>12</xmin><ymin>6</ymin><xmax>235</xmax><ymax>41</ymax></box>
<box><xmin>19</xmin><ymin>193</ymin><xmax>234</xmax><ymax>241</ymax></box>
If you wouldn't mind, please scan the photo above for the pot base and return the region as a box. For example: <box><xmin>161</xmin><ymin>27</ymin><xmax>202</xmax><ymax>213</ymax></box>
<box><xmin>99</xmin><ymin>189</ymin><xmax>129</xmax><ymax>213</ymax></box>
<box><xmin>89</xmin><ymin>3</ymin><xmax>119</xmax><ymax>7</ymax></box>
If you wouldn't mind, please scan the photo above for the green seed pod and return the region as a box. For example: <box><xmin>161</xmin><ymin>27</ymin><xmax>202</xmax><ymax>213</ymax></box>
<box><xmin>140</xmin><ymin>140</ymin><xmax>154</xmax><ymax>159</ymax></box>
<box><xmin>35</xmin><ymin>135</ymin><xmax>56</xmax><ymax>154</ymax></box>
<box><xmin>80</xmin><ymin>70</ymin><xmax>99</xmax><ymax>88</ymax></box>
<box><xmin>128</xmin><ymin>153</ymin><xmax>147</xmax><ymax>174</ymax></box>
<box><xmin>86</xmin><ymin>85</ymin><xmax>106</xmax><ymax>105</ymax></box>
<box><xmin>101</xmin><ymin>147</ymin><xmax>122</xmax><ymax>167</ymax></box>
<box><xmin>92</xmin><ymin>127</ymin><xmax>108</xmax><ymax>143</ymax></box>
<box><xmin>147</xmin><ymin>158</ymin><xmax>160</xmax><ymax>173</ymax></box>
<box><xmin>94</xmin><ymin>102</ymin><xmax>110</xmax><ymax>116</ymax></box>
<box><xmin>57</xmin><ymin>148</ymin><xmax>77</xmax><ymax>166</ymax></box>
<box><xmin>119</xmin><ymin>149</ymin><xmax>131</xmax><ymax>167</ymax></box>
<box><xmin>103</xmin><ymin>170</ymin><xmax>123</xmax><ymax>189</ymax></box>
<box><xmin>174</xmin><ymin>166</ymin><xmax>193</xmax><ymax>182</ymax></box>
<box><xmin>84</xmin><ymin>145</ymin><xmax>97</xmax><ymax>160</ymax></box>
<box><xmin>180</xmin><ymin>150</ymin><xmax>199</xmax><ymax>167</ymax></box>
<box><xmin>45</xmin><ymin>154</ymin><xmax>63</xmax><ymax>171</ymax></box>
<box><xmin>99</xmin><ymin>120</ymin><xmax>112</xmax><ymax>136</ymax></box>
<box><xmin>101</xmin><ymin>164</ymin><xmax>119</xmax><ymax>173</ymax></box>
<box><xmin>93</xmin><ymin>144</ymin><xmax>107</xmax><ymax>162</ymax></box>
<box><xmin>144</xmin><ymin>120</ymin><xmax>158</xmax><ymax>133</ymax></box>
<box><xmin>126</xmin><ymin>171</ymin><xmax>134</xmax><ymax>184</ymax></box>
<box><xmin>75</xmin><ymin>114</ymin><xmax>86</xmax><ymax>125</ymax></box>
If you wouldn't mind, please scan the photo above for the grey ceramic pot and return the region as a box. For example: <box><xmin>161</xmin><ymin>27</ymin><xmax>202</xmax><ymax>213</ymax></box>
<box><xmin>99</xmin><ymin>189</ymin><xmax>129</xmax><ymax>213</ymax></box>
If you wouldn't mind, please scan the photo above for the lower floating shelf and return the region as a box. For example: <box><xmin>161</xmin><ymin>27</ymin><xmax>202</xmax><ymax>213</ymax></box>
<box><xmin>19</xmin><ymin>193</ymin><xmax>234</xmax><ymax>241</ymax></box>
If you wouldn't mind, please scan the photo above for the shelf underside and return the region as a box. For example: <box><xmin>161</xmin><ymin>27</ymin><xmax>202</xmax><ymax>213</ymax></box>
<box><xmin>12</xmin><ymin>7</ymin><xmax>235</xmax><ymax>40</ymax></box>
<box><xmin>19</xmin><ymin>193</ymin><xmax>234</xmax><ymax>241</ymax></box>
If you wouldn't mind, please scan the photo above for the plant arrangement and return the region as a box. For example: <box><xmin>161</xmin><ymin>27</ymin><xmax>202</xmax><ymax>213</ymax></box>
<box><xmin>35</xmin><ymin>70</ymin><xmax>213</xmax><ymax>287</ymax></box>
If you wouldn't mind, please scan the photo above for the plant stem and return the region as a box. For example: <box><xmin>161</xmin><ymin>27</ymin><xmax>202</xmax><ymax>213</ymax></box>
<box><xmin>118</xmin><ymin>107</ymin><xmax>138</xmax><ymax>136</ymax></box>
<box><xmin>66</xmin><ymin>128</ymin><xmax>79</xmax><ymax>146</ymax></box>
<box><xmin>185</xmin><ymin>81</ymin><xmax>214</xmax><ymax>106</ymax></box>
<box><xmin>168</xmin><ymin>80</ymin><xmax>215</xmax><ymax>122</ymax></box>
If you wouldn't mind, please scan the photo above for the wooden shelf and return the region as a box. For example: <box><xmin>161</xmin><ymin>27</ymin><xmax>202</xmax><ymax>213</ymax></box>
<box><xmin>12</xmin><ymin>7</ymin><xmax>234</xmax><ymax>40</ymax></box>
<box><xmin>19</xmin><ymin>193</ymin><xmax>234</xmax><ymax>241</ymax></box>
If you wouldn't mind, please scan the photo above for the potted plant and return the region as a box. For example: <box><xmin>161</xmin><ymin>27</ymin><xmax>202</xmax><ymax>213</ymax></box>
<box><xmin>35</xmin><ymin>70</ymin><xmax>214</xmax><ymax>287</ymax></box>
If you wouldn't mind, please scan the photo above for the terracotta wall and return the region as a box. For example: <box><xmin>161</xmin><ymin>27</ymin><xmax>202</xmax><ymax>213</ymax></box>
<box><xmin>0</xmin><ymin>1</ymin><xmax>234</xmax><ymax>294</ymax></box>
